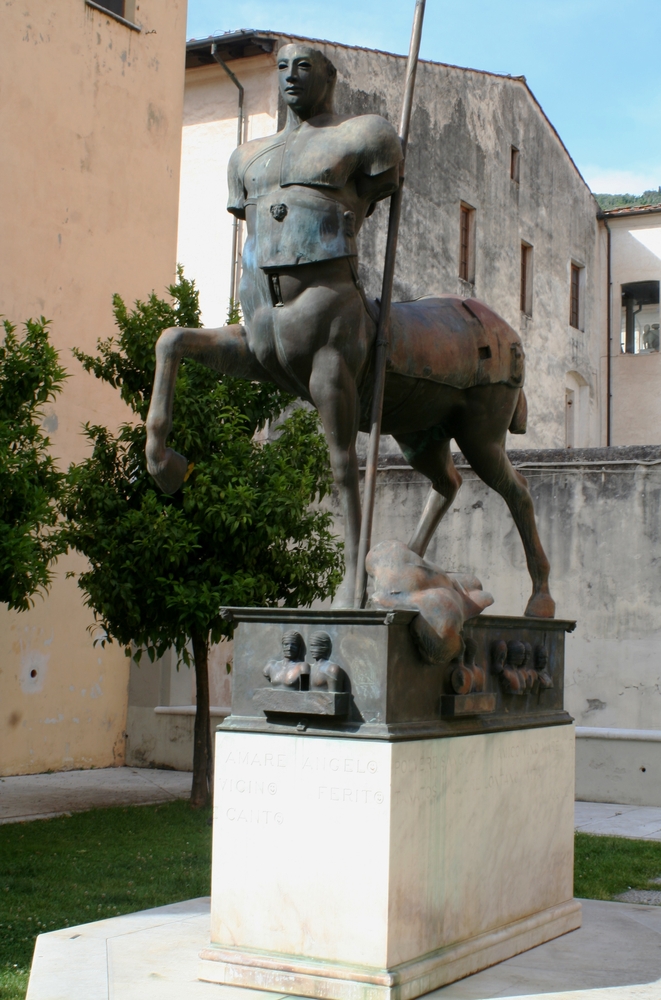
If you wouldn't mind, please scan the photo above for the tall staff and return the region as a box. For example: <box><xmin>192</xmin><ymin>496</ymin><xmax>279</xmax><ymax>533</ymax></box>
<box><xmin>353</xmin><ymin>0</ymin><xmax>427</xmax><ymax>608</ymax></box>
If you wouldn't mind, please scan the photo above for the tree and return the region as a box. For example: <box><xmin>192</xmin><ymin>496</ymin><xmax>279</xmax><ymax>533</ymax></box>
<box><xmin>0</xmin><ymin>318</ymin><xmax>67</xmax><ymax>611</ymax></box>
<box><xmin>64</xmin><ymin>271</ymin><xmax>343</xmax><ymax>807</ymax></box>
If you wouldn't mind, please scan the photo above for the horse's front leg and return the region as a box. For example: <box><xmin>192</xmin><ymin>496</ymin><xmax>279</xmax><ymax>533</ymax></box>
<box><xmin>309</xmin><ymin>347</ymin><xmax>361</xmax><ymax>608</ymax></box>
<box><xmin>146</xmin><ymin>324</ymin><xmax>269</xmax><ymax>494</ymax></box>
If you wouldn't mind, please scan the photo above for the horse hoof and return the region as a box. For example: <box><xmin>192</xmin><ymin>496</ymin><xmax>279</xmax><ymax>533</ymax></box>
<box><xmin>147</xmin><ymin>447</ymin><xmax>189</xmax><ymax>494</ymax></box>
<box><xmin>524</xmin><ymin>592</ymin><xmax>556</xmax><ymax>619</ymax></box>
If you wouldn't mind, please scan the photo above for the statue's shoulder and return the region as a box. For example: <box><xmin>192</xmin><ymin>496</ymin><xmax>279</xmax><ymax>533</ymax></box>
<box><xmin>281</xmin><ymin>113</ymin><xmax>402</xmax><ymax>190</ymax></box>
<box><xmin>337</xmin><ymin>113</ymin><xmax>402</xmax><ymax>176</ymax></box>
<box><xmin>228</xmin><ymin>130</ymin><xmax>285</xmax><ymax>179</ymax></box>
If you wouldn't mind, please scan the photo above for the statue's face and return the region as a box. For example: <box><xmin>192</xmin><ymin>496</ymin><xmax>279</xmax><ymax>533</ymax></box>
<box><xmin>277</xmin><ymin>45</ymin><xmax>332</xmax><ymax>117</ymax></box>
<box><xmin>282</xmin><ymin>632</ymin><xmax>302</xmax><ymax>660</ymax></box>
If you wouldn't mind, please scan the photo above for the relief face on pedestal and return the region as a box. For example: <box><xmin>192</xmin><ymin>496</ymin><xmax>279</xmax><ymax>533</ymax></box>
<box><xmin>255</xmin><ymin>628</ymin><xmax>349</xmax><ymax>720</ymax></box>
<box><xmin>263</xmin><ymin>630</ymin><xmax>311</xmax><ymax>690</ymax></box>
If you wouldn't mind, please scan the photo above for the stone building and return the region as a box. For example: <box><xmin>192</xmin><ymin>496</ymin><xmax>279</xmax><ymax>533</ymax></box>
<box><xmin>179</xmin><ymin>30</ymin><xmax>606</xmax><ymax>450</ymax></box>
<box><xmin>0</xmin><ymin>1</ymin><xmax>187</xmax><ymax>776</ymax></box>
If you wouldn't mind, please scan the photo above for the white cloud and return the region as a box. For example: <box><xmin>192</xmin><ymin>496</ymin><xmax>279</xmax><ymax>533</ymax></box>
<box><xmin>582</xmin><ymin>166</ymin><xmax>661</xmax><ymax>195</ymax></box>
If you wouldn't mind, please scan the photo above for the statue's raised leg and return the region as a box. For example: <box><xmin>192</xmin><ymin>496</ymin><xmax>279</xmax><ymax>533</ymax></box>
<box><xmin>146</xmin><ymin>325</ymin><xmax>270</xmax><ymax>494</ymax></box>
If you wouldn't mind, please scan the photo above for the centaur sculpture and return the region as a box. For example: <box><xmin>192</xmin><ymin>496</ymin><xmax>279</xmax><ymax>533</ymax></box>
<box><xmin>145</xmin><ymin>42</ymin><xmax>555</xmax><ymax>621</ymax></box>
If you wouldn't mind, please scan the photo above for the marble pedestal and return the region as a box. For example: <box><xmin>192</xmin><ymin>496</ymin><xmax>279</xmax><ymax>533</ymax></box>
<box><xmin>199</xmin><ymin>724</ymin><xmax>580</xmax><ymax>1000</ymax></box>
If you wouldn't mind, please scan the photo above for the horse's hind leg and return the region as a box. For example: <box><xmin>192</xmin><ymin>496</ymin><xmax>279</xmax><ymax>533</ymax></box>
<box><xmin>394</xmin><ymin>433</ymin><xmax>462</xmax><ymax>557</ymax></box>
<box><xmin>146</xmin><ymin>325</ymin><xmax>269</xmax><ymax>494</ymax></box>
<box><xmin>456</xmin><ymin>432</ymin><xmax>555</xmax><ymax>618</ymax></box>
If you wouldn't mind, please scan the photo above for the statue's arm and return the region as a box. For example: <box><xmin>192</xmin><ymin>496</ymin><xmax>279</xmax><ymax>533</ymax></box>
<box><xmin>354</xmin><ymin>116</ymin><xmax>403</xmax><ymax>212</ymax></box>
<box><xmin>227</xmin><ymin>146</ymin><xmax>246</xmax><ymax>221</ymax></box>
<box><xmin>357</xmin><ymin>164</ymin><xmax>401</xmax><ymax>212</ymax></box>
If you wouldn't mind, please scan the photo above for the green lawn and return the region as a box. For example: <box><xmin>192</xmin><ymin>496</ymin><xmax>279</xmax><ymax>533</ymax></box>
<box><xmin>2</xmin><ymin>811</ymin><xmax>661</xmax><ymax>1000</ymax></box>
<box><xmin>574</xmin><ymin>831</ymin><xmax>661</xmax><ymax>900</ymax></box>
<box><xmin>0</xmin><ymin>800</ymin><xmax>211</xmax><ymax>1000</ymax></box>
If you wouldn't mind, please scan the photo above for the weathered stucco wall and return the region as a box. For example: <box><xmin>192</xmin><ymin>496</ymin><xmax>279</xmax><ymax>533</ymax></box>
<box><xmin>181</xmin><ymin>35</ymin><xmax>604</xmax><ymax>451</ymax></box>
<box><xmin>608</xmin><ymin>210</ymin><xmax>661</xmax><ymax>446</ymax></box>
<box><xmin>0</xmin><ymin>2</ymin><xmax>187</xmax><ymax>775</ymax></box>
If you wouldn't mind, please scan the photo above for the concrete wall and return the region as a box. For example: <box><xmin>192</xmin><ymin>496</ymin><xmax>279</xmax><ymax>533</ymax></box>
<box><xmin>0</xmin><ymin>1</ymin><xmax>187</xmax><ymax>775</ymax></box>
<box><xmin>180</xmin><ymin>34</ymin><xmax>604</xmax><ymax>450</ymax></box>
<box><xmin>608</xmin><ymin>209</ymin><xmax>661</xmax><ymax>446</ymax></box>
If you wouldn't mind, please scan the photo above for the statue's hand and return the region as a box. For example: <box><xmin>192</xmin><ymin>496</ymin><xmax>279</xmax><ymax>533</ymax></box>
<box><xmin>146</xmin><ymin>443</ymin><xmax>189</xmax><ymax>495</ymax></box>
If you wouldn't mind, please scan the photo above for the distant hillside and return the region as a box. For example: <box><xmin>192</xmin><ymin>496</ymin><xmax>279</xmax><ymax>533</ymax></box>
<box><xmin>595</xmin><ymin>188</ymin><xmax>661</xmax><ymax>210</ymax></box>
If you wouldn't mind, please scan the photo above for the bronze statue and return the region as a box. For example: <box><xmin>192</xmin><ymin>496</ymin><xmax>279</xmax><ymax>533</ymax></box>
<box><xmin>309</xmin><ymin>631</ymin><xmax>344</xmax><ymax>692</ymax></box>
<box><xmin>145</xmin><ymin>43</ymin><xmax>555</xmax><ymax>618</ymax></box>
<box><xmin>263</xmin><ymin>630</ymin><xmax>310</xmax><ymax>689</ymax></box>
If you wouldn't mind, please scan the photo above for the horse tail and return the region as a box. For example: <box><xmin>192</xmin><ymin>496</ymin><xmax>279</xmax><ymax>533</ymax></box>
<box><xmin>509</xmin><ymin>389</ymin><xmax>528</xmax><ymax>434</ymax></box>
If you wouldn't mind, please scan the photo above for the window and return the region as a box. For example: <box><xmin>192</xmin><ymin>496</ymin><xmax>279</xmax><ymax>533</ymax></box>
<box><xmin>520</xmin><ymin>242</ymin><xmax>533</xmax><ymax>315</ymax></box>
<box><xmin>621</xmin><ymin>281</ymin><xmax>660</xmax><ymax>354</ymax></box>
<box><xmin>459</xmin><ymin>203</ymin><xmax>475</xmax><ymax>283</ymax></box>
<box><xmin>99</xmin><ymin>0</ymin><xmax>124</xmax><ymax>13</ymax></box>
<box><xmin>569</xmin><ymin>263</ymin><xmax>584</xmax><ymax>330</ymax></box>
<box><xmin>510</xmin><ymin>146</ymin><xmax>520</xmax><ymax>183</ymax></box>
<box><xmin>85</xmin><ymin>0</ymin><xmax>140</xmax><ymax>28</ymax></box>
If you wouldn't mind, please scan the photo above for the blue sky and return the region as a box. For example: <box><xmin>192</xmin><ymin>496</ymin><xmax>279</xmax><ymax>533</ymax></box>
<box><xmin>187</xmin><ymin>0</ymin><xmax>661</xmax><ymax>195</ymax></box>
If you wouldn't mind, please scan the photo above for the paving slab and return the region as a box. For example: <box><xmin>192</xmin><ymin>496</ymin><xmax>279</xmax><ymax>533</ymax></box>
<box><xmin>25</xmin><ymin>897</ymin><xmax>661</xmax><ymax>1000</ymax></box>
<box><xmin>575</xmin><ymin>800</ymin><xmax>661</xmax><ymax>840</ymax></box>
<box><xmin>0</xmin><ymin>767</ymin><xmax>192</xmax><ymax>823</ymax></box>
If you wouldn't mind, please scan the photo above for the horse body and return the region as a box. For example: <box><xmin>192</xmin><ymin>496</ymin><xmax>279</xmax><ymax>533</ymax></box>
<box><xmin>145</xmin><ymin>268</ymin><xmax>555</xmax><ymax>617</ymax></box>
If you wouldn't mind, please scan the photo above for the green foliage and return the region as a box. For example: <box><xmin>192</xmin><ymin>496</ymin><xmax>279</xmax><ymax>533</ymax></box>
<box><xmin>0</xmin><ymin>800</ymin><xmax>211</xmax><ymax>1000</ymax></box>
<box><xmin>595</xmin><ymin>187</ymin><xmax>661</xmax><ymax>210</ymax></box>
<box><xmin>574</xmin><ymin>832</ymin><xmax>661</xmax><ymax>899</ymax></box>
<box><xmin>0</xmin><ymin>318</ymin><xmax>67</xmax><ymax>611</ymax></box>
<box><xmin>226</xmin><ymin>298</ymin><xmax>242</xmax><ymax>325</ymax></box>
<box><xmin>64</xmin><ymin>269</ymin><xmax>343</xmax><ymax>662</ymax></box>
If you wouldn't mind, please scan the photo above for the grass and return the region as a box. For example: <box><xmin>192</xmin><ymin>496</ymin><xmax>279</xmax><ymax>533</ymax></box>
<box><xmin>2</xmin><ymin>815</ymin><xmax>661</xmax><ymax>1000</ymax></box>
<box><xmin>0</xmin><ymin>800</ymin><xmax>211</xmax><ymax>1000</ymax></box>
<box><xmin>575</xmin><ymin>831</ymin><xmax>661</xmax><ymax>900</ymax></box>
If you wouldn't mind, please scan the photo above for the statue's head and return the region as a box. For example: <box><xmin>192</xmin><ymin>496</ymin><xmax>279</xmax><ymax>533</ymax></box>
<box><xmin>309</xmin><ymin>631</ymin><xmax>332</xmax><ymax>661</ymax></box>
<box><xmin>282</xmin><ymin>630</ymin><xmax>305</xmax><ymax>660</ymax></box>
<box><xmin>277</xmin><ymin>43</ymin><xmax>337</xmax><ymax>119</ymax></box>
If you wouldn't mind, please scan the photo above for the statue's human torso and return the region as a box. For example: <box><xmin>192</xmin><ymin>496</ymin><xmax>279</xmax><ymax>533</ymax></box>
<box><xmin>228</xmin><ymin>113</ymin><xmax>402</xmax><ymax>273</ymax></box>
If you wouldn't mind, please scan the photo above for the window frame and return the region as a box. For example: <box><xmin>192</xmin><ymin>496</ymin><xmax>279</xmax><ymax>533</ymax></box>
<box><xmin>459</xmin><ymin>203</ymin><xmax>476</xmax><ymax>284</ymax></box>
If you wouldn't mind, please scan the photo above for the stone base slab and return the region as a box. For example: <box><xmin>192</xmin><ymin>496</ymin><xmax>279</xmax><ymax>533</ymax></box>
<box><xmin>199</xmin><ymin>899</ymin><xmax>582</xmax><ymax>1000</ymax></box>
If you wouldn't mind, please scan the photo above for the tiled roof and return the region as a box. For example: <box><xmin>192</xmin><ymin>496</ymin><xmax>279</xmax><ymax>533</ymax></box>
<box><xmin>602</xmin><ymin>203</ymin><xmax>661</xmax><ymax>219</ymax></box>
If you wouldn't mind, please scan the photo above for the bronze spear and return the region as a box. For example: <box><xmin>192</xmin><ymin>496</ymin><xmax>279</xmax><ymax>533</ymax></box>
<box><xmin>353</xmin><ymin>0</ymin><xmax>428</xmax><ymax>608</ymax></box>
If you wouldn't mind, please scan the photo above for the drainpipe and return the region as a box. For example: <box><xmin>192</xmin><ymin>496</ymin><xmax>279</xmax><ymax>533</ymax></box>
<box><xmin>211</xmin><ymin>43</ymin><xmax>244</xmax><ymax>308</ymax></box>
<box><xmin>604</xmin><ymin>218</ymin><xmax>612</xmax><ymax>446</ymax></box>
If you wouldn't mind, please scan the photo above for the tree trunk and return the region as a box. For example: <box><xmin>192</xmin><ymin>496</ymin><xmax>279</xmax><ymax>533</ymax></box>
<box><xmin>190</xmin><ymin>627</ymin><xmax>212</xmax><ymax>809</ymax></box>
